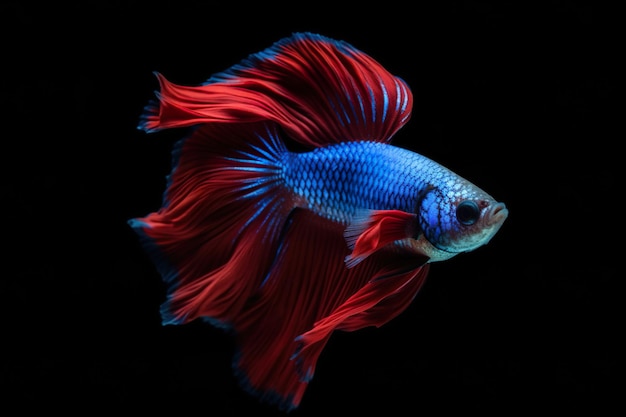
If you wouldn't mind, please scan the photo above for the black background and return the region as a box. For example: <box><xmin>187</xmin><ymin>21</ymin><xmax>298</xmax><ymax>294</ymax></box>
<box><xmin>2</xmin><ymin>2</ymin><xmax>619</xmax><ymax>415</ymax></box>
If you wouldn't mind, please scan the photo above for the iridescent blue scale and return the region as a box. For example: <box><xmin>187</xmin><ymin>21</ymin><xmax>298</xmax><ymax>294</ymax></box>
<box><xmin>283</xmin><ymin>141</ymin><xmax>450</xmax><ymax>224</ymax></box>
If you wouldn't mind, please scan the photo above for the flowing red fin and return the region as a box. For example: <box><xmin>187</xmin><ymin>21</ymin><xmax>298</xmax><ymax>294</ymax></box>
<box><xmin>138</xmin><ymin>32</ymin><xmax>413</xmax><ymax>148</ymax></box>
<box><xmin>128</xmin><ymin>121</ymin><xmax>294</xmax><ymax>327</ymax></box>
<box><xmin>344</xmin><ymin>209</ymin><xmax>418</xmax><ymax>268</ymax></box>
<box><xmin>290</xmin><ymin>258</ymin><xmax>429</xmax><ymax>386</ymax></box>
<box><xmin>229</xmin><ymin>210</ymin><xmax>428</xmax><ymax>411</ymax></box>
<box><xmin>335</xmin><ymin>262</ymin><xmax>430</xmax><ymax>332</ymax></box>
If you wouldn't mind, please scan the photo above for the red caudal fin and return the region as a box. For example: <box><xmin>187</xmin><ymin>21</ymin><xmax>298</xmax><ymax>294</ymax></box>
<box><xmin>138</xmin><ymin>32</ymin><xmax>413</xmax><ymax>148</ymax></box>
<box><xmin>129</xmin><ymin>121</ymin><xmax>295</xmax><ymax>327</ymax></box>
<box><xmin>229</xmin><ymin>210</ymin><xmax>430</xmax><ymax>411</ymax></box>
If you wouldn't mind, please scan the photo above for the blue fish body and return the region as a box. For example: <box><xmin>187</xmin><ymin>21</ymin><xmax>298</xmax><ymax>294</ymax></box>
<box><xmin>249</xmin><ymin>134</ymin><xmax>506</xmax><ymax>262</ymax></box>
<box><xmin>285</xmin><ymin>141</ymin><xmax>425</xmax><ymax>222</ymax></box>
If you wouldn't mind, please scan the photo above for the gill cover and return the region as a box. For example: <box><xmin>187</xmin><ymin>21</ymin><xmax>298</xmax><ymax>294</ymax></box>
<box><xmin>418</xmin><ymin>186</ymin><xmax>460</xmax><ymax>253</ymax></box>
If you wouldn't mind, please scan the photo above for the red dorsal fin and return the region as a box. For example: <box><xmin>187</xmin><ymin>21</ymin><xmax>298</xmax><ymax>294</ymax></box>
<box><xmin>139</xmin><ymin>32</ymin><xmax>413</xmax><ymax>149</ymax></box>
<box><xmin>344</xmin><ymin>209</ymin><xmax>418</xmax><ymax>268</ymax></box>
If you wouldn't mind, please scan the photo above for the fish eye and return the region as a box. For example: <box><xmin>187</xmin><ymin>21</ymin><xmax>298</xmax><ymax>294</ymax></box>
<box><xmin>456</xmin><ymin>200</ymin><xmax>480</xmax><ymax>226</ymax></box>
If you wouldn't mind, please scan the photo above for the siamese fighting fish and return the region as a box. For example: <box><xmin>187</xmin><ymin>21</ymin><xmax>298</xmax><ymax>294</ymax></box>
<box><xmin>129</xmin><ymin>32</ymin><xmax>509</xmax><ymax>412</ymax></box>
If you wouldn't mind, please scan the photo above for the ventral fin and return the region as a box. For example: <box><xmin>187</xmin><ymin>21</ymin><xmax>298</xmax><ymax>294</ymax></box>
<box><xmin>344</xmin><ymin>209</ymin><xmax>418</xmax><ymax>268</ymax></box>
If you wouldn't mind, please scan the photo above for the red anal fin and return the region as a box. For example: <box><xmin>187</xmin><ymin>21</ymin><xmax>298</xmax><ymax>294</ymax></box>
<box><xmin>344</xmin><ymin>209</ymin><xmax>418</xmax><ymax>268</ymax></box>
<box><xmin>231</xmin><ymin>211</ymin><xmax>353</xmax><ymax>410</ymax></box>
<box><xmin>230</xmin><ymin>210</ymin><xmax>428</xmax><ymax>411</ymax></box>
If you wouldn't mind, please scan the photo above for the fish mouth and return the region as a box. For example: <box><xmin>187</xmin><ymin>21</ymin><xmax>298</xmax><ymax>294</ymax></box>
<box><xmin>488</xmin><ymin>202</ymin><xmax>509</xmax><ymax>226</ymax></box>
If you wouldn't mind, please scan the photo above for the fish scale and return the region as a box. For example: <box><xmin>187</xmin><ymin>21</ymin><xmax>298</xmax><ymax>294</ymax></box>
<box><xmin>283</xmin><ymin>141</ymin><xmax>440</xmax><ymax>224</ymax></box>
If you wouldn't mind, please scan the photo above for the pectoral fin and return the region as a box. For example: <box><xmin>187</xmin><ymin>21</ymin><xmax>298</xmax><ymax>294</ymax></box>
<box><xmin>344</xmin><ymin>209</ymin><xmax>419</xmax><ymax>268</ymax></box>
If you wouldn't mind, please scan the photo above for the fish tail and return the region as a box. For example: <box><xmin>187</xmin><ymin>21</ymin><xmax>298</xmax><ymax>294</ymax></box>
<box><xmin>129</xmin><ymin>121</ymin><xmax>293</xmax><ymax>328</ymax></box>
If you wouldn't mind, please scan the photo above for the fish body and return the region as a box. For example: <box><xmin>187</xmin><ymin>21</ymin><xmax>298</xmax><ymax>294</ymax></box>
<box><xmin>285</xmin><ymin>141</ymin><xmax>431</xmax><ymax>222</ymax></box>
<box><xmin>130</xmin><ymin>32</ymin><xmax>508</xmax><ymax>411</ymax></box>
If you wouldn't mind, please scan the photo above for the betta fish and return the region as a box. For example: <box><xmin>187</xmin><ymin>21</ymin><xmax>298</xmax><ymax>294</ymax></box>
<box><xmin>129</xmin><ymin>32</ymin><xmax>508</xmax><ymax>411</ymax></box>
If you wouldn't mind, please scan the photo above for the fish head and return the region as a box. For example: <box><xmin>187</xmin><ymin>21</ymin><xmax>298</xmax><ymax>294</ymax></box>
<box><xmin>416</xmin><ymin>178</ymin><xmax>508</xmax><ymax>259</ymax></box>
